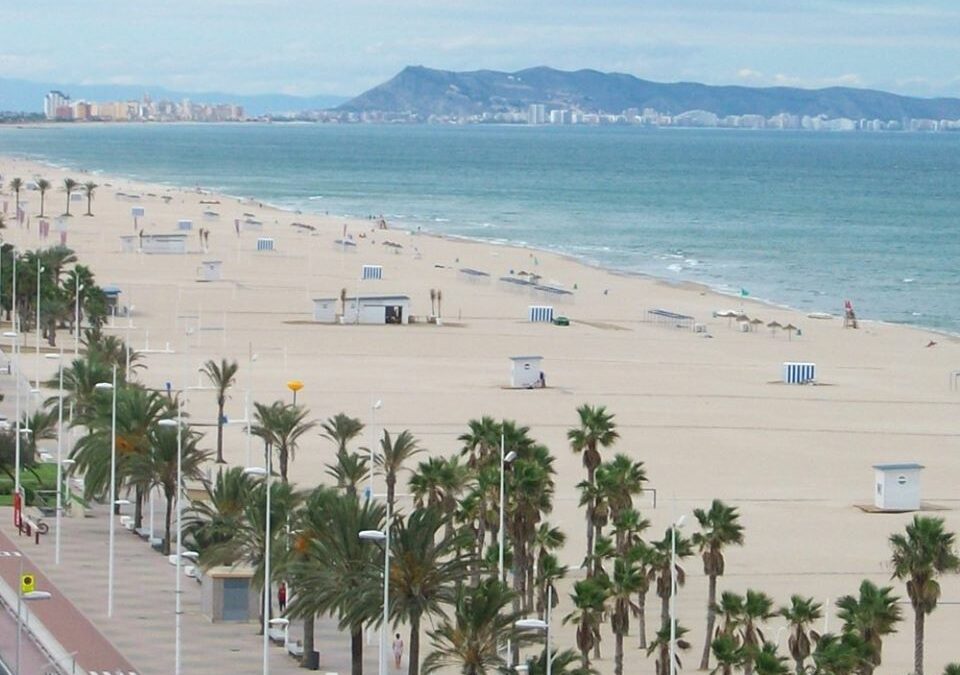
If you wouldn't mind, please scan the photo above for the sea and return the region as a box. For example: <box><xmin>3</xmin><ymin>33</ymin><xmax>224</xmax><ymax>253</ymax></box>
<box><xmin>0</xmin><ymin>123</ymin><xmax>958</xmax><ymax>333</ymax></box>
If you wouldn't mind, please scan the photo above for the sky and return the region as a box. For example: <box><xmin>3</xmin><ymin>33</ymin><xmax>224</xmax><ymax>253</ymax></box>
<box><xmin>1</xmin><ymin>0</ymin><xmax>959</xmax><ymax>99</ymax></box>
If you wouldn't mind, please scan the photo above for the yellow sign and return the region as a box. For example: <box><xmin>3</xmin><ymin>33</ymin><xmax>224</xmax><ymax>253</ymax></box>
<box><xmin>21</xmin><ymin>573</ymin><xmax>35</xmax><ymax>594</ymax></box>
<box><xmin>286</xmin><ymin>380</ymin><xmax>304</xmax><ymax>393</ymax></box>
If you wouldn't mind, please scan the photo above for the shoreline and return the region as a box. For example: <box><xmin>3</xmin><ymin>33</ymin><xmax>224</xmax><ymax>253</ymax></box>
<box><xmin>1</xmin><ymin>149</ymin><xmax>954</xmax><ymax>341</ymax></box>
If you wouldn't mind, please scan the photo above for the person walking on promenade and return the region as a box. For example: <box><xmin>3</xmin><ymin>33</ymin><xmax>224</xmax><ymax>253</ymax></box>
<box><xmin>392</xmin><ymin>633</ymin><xmax>404</xmax><ymax>669</ymax></box>
<box><xmin>278</xmin><ymin>582</ymin><xmax>287</xmax><ymax>614</ymax></box>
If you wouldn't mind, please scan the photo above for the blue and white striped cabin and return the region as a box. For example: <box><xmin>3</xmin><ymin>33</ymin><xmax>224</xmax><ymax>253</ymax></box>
<box><xmin>256</xmin><ymin>238</ymin><xmax>275</xmax><ymax>251</ymax></box>
<box><xmin>783</xmin><ymin>362</ymin><xmax>816</xmax><ymax>384</ymax></box>
<box><xmin>362</xmin><ymin>264</ymin><xmax>383</xmax><ymax>280</ymax></box>
<box><xmin>528</xmin><ymin>305</ymin><xmax>554</xmax><ymax>323</ymax></box>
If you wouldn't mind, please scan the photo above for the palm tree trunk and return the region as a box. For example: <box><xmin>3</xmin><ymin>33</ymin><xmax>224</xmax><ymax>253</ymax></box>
<box><xmin>351</xmin><ymin>624</ymin><xmax>363</xmax><ymax>675</ymax></box>
<box><xmin>699</xmin><ymin>573</ymin><xmax>718</xmax><ymax>670</ymax></box>
<box><xmin>216</xmin><ymin>402</ymin><xmax>225</xmax><ymax>463</ymax></box>
<box><xmin>638</xmin><ymin>588</ymin><xmax>648</xmax><ymax>649</ymax></box>
<box><xmin>615</xmin><ymin>629</ymin><xmax>624</xmax><ymax>675</ymax></box>
<box><xmin>408</xmin><ymin>613</ymin><xmax>421</xmax><ymax>675</ymax></box>
<box><xmin>386</xmin><ymin>475</ymin><xmax>396</xmax><ymax>518</ymax></box>
<box><xmin>660</xmin><ymin>587</ymin><xmax>670</xmax><ymax>629</ymax></box>
<box><xmin>86</xmin><ymin>196</ymin><xmax>92</xmax><ymax>216</ymax></box>
<box><xmin>795</xmin><ymin>656</ymin><xmax>804</xmax><ymax>675</ymax></box>
<box><xmin>914</xmin><ymin>607</ymin><xmax>924</xmax><ymax>675</ymax></box>
<box><xmin>301</xmin><ymin>614</ymin><xmax>315</xmax><ymax>668</ymax></box>
<box><xmin>40</xmin><ymin>193</ymin><xmax>45</xmax><ymax>217</ymax></box>
<box><xmin>134</xmin><ymin>485</ymin><xmax>144</xmax><ymax>530</ymax></box>
<box><xmin>163</xmin><ymin>494</ymin><xmax>173</xmax><ymax>556</ymax></box>
<box><xmin>280</xmin><ymin>447</ymin><xmax>288</xmax><ymax>482</ymax></box>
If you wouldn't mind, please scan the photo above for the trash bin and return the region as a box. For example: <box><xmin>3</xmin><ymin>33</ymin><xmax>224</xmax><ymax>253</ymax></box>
<box><xmin>304</xmin><ymin>650</ymin><xmax>320</xmax><ymax>670</ymax></box>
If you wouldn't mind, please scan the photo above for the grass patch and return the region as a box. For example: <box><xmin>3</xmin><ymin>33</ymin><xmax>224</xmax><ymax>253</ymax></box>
<box><xmin>0</xmin><ymin>463</ymin><xmax>60</xmax><ymax>506</ymax></box>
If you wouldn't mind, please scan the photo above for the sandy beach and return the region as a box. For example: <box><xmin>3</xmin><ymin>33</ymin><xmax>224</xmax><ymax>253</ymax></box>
<box><xmin>1</xmin><ymin>152</ymin><xmax>959</xmax><ymax>674</ymax></box>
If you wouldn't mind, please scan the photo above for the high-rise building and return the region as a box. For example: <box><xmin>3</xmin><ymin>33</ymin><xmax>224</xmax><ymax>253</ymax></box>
<box><xmin>44</xmin><ymin>90</ymin><xmax>71</xmax><ymax>119</ymax></box>
<box><xmin>527</xmin><ymin>104</ymin><xmax>546</xmax><ymax>125</ymax></box>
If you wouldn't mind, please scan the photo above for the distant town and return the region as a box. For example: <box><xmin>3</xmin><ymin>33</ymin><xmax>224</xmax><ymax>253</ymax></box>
<box><xmin>29</xmin><ymin>89</ymin><xmax>960</xmax><ymax>132</ymax></box>
<box><xmin>43</xmin><ymin>90</ymin><xmax>245</xmax><ymax>122</ymax></box>
<box><xmin>301</xmin><ymin>104</ymin><xmax>960</xmax><ymax>132</ymax></box>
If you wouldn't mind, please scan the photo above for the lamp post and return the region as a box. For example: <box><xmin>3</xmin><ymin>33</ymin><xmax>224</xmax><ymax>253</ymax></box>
<box><xmin>95</xmin><ymin>364</ymin><xmax>118</xmax><ymax>617</ymax></box>
<box><xmin>45</xmin><ymin>349</ymin><xmax>64</xmax><ymax>564</ymax></box>
<box><xmin>159</xmin><ymin>397</ymin><xmax>185</xmax><ymax>675</ymax></box>
<box><xmin>670</xmin><ymin>515</ymin><xmax>686</xmax><ymax>675</ymax></box>
<box><xmin>35</xmin><ymin>258</ymin><xmax>43</xmax><ymax>392</ymax></box>
<box><xmin>245</xmin><ymin>347</ymin><xmax>258</xmax><ymax>468</ymax></box>
<box><xmin>74</xmin><ymin>277</ymin><xmax>83</xmax><ymax>360</ymax></box>
<box><xmin>367</xmin><ymin>399</ymin><xmax>382</xmax><ymax>500</ymax></box>
<box><xmin>286</xmin><ymin>379</ymin><xmax>303</xmax><ymax>406</ymax></box>
<box><xmin>498</xmin><ymin>432</ymin><xmax>517</xmax><ymax>584</ymax></box>
<box><xmin>244</xmin><ymin>461</ymin><xmax>271</xmax><ymax>675</ymax></box>
<box><xmin>359</xmin><ymin>504</ymin><xmax>390</xmax><ymax>675</ymax></box>
<box><xmin>515</xmin><ymin>587</ymin><xmax>553</xmax><ymax>675</ymax></box>
<box><xmin>5</xmin><ymin>330</ymin><xmax>21</xmax><ymax>497</ymax></box>
<box><xmin>2</xmin><ymin>549</ymin><xmax>53</xmax><ymax>675</ymax></box>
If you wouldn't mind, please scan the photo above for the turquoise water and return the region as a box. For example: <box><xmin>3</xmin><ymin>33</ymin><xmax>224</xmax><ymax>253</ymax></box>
<box><xmin>1</xmin><ymin>123</ymin><xmax>958</xmax><ymax>332</ymax></box>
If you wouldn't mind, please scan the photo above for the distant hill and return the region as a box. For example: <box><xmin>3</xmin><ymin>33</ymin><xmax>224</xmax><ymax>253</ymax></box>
<box><xmin>340</xmin><ymin>66</ymin><xmax>960</xmax><ymax>120</ymax></box>
<box><xmin>0</xmin><ymin>77</ymin><xmax>348</xmax><ymax>116</ymax></box>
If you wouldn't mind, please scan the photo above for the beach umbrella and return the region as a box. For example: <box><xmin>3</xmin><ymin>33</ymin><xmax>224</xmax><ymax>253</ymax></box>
<box><xmin>750</xmin><ymin>318</ymin><xmax>764</xmax><ymax>332</ymax></box>
<box><xmin>783</xmin><ymin>323</ymin><xmax>798</xmax><ymax>340</ymax></box>
<box><xmin>766</xmin><ymin>320</ymin><xmax>782</xmax><ymax>336</ymax></box>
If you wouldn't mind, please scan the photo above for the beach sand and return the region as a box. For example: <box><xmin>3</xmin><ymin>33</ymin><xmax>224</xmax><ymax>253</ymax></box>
<box><xmin>2</xmin><ymin>153</ymin><xmax>959</xmax><ymax>674</ymax></box>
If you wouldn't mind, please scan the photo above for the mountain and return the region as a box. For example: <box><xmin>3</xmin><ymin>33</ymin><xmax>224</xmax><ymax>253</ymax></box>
<box><xmin>340</xmin><ymin>66</ymin><xmax>960</xmax><ymax>120</ymax></box>
<box><xmin>0</xmin><ymin>77</ymin><xmax>348</xmax><ymax>116</ymax></box>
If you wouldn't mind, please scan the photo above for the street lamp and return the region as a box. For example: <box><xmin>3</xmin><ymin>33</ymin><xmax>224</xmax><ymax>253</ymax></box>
<box><xmin>74</xmin><ymin>277</ymin><xmax>84</xmax><ymax>360</ymax></box>
<box><xmin>95</xmin><ymin>365</ymin><xmax>118</xmax><ymax>617</ymax></box>
<box><xmin>670</xmin><ymin>515</ymin><xmax>686</xmax><ymax>675</ymax></box>
<box><xmin>244</xmin><ymin>464</ymin><xmax>271</xmax><ymax>675</ymax></box>
<box><xmin>359</xmin><ymin>520</ymin><xmax>390</xmax><ymax>675</ymax></box>
<box><xmin>499</xmin><ymin>432</ymin><xmax>517</xmax><ymax>584</ymax></box>
<box><xmin>35</xmin><ymin>259</ymin><xmax>44</xmax><ymax>392</ymax></box>
<box><xmin>286</xmin><ymin>379</ymin><xmax>303</xmax><ymax>406</ymax></box>
<box><xmin>2</xmin><ymin>549</ymin><xmax>53</xmax><ymax>675</ymax></box>
<box><xmin>5</xmin><ymin>330</ymin><xmax>21</xmax><ymax>498</ymax></box>
<box><xmin>367</xmin><ymin>399</ymin><xmax>382</xmax><ymax>499</ymax></box>
<box><xmin>158</xmin><ymin>398</ymin><xmax>185</xmax><ymax>675</ymax></box>
<box><xmin>45</xmin><ymin>350</ymin><xmax>65</xmax><ymax>565</ymax></box>
<box><xmin>516</xmin><ymin>597</ymin><xmax>553</xmax><ymax>675</ymax></box>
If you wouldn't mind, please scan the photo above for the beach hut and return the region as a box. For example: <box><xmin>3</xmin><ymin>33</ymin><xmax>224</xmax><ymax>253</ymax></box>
<box><xmin>102</xmin><ymin>285</ymin><xmax>122</xmax><ymax>315</ymax></box>
<box><xmin>198</xmin><ymin>260</ymin><xmax>222</xmax><ymax>282</ymax></box>
<box><xmin>362</xmin><ymin>264</ymin><xmax>383</xmax><ymax>280</ymax></box>
<box><xmin>313</xmin><ymin>295</ymin><xmax>410</xmax><ymax>325</ymax></box>
<box><xmin>141</xmin><ymin>233</ymin><xmax>188</xmax><ymax>254</ymax></box>
<box><xmin>783</xmin><ymin>362</ymin><xmax>816</xmax><ymax>384</ymax></box>
<box><xmin>178</xmin><ymin>219</ymin><xmax>193</xmax><ymax>231</ymax></box>
<box><xmin>528</xmin><ymin>306</ymin><xmax>554</xmax><ymax>323</ymax></box>
<box><xmin>510</xmin><ymin>356</ymin><xmax>544</xmax><ymax>388</ymax></box>
<box><xmin>119</xmin><ymin>235</ymin><xmax>137</xmax><ymax>253</ymax></box>
<box><xmin>201</xmin><ymin>566</ymin><xmax>260</xmax><ymax>622</ymax></box>
<box><xmin>873</xmin><ymin>463</ymin><xmax>923</xmax><ymax>511</ymax></box>
<box><xmin>256</xmin><ymin>238</ymin><xmax>275</xmax><ymax>252</ymax></box>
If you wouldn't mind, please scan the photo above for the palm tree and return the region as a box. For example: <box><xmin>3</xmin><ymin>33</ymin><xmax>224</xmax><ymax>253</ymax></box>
<box><xmin>9</xmin><ymin>178</ymin><xmax>22</xmax><ymax>223</ymax></box>
<box><xmin>423</xmin><ymin>578</ymin><xmax>527</xmax><ymax>675</ymax></box>
<box><xmin>126</xmin><ymin>424</ymin><xmax>210</xmax><ymax>554</ymax></box>
<box><xmin>650</xmin><ymin>527</ymin><xmax>693</xmax><ymax>628</ymax></box>
<box><xmin>564</xmin><ymin>577</ymin><xmax>609</xmax><ymax>669</ymax></box>
<box><xmin>523</xmin><ymin>647</ymin><xmax>594</xmax><ymax>675</ymax></box>
<box><xmin>944</xmin><ymin>666</ymin><xmax>960</xmax><ymax>675</ymax></box>
<box><xmin>710</xmin><ymin>634</ymin><xmax>745</xmax><ymax>675</ymax></box>
<box><xmin>647</xmin><ymin>620</ymin><xmax>690</xmax><ymax>675</ymax></box>
<box><xmin>809</xmin><ymin>632</ymin><xmax>871</xmax><ymax>675</ymax></box>
<box><xmin>595</xmin><ymin>454</ymin><xmax>646</xmax><ymax>551</ymax></box>
<box><xmin>889</xmin><ymin>515</ymin><xmax>960</xmax><ymax>675</ymax></box>
<box><xmin>741</xmin><ymin>590</ymin><xmax>776</xmax><ymax>675</ymax></box>
<box><xmin>836</xmin><ymin>580</ymin><xmax>901</xmax><ymax>675</ymax></box>
<box><xmin>608</xmin><ymin>556</ymin><xmax>643</xmax><ymax>675</ymax></box>
<box><xmin>410</xmin><ymin>456</ymin><xmax>471</xmax><ymax>539</ymax></box>
<box><xmin>753</xmin><ymin>642</ymin><xmax>790</xmax><ymax>675</ymax></box>
<box><xmin>385</xmin><ymin>507</ymin><xmax>474</xmax><ymax>675</ymax></box>
<box><xmin>286</xmin><ymin>490</ymin><xmax>385</xmax><ymax>675</ymax></box>
<box><xmin>567</xmin><ymin>404</ymin><xmax>619</xmax><ymax>575</ymax></box>
<box><xmin>63</xmin><ymin>178</ymin><xmax>77</xmax><ymax>216</ymax></box>
<box><xmin>251</xmin><ymin>400</ymin><xmax>316</xmax><ymax>482</ymax></box>
<box><xmin>201</xmin><ymin>358</ymin><xmax>239</xmax><ymax>463</ymax></box>
<box><xmin>374</xmin><ymin>429</ymin><xmax>422</xmax><ymax>513</ymax></box>
<box><xmin>184</xmin><ymin>466</ymin><xmax>256</xmax><ymax>553</ymax></box>
<box><xmin>693</xmin><ymin>499</ymin><xmax>745</xmax><ymax>670</ymax></box>
<box><xmin>37</xmin><ymin>179</ymin><xmax>50</xmax><ymax>217</ymax></box>
<box><xmin>321</xmin><ymin>412</ymin><xmax>365</xmax><ymax>453</ymax></box>
<box><xmin>82</xmin><ymin>181</ymin><xmax>97</xmax><ymax>216</ymax></box>
<box><xmin>780</xmin><ymin>595</ymin><xmax>823</xmax><ymax>675</ymax></box>
<box><xmin>325</xmin><ymin>449</ymin><xmax>370</xmax><ymax>498</ymax></box>
<box><xmin>458</xmin><ymin>416</ymin><xmax>501</xmax><ymax>470</ymax></box>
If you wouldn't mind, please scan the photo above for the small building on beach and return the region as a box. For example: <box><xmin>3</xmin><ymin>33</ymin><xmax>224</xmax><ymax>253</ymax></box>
<box><xmin>142</xmin><ymin>233</ymin><xmax>188</xmax><ymax>254</ymax></box>
<box><xmin>313</xmin><ymin>295</ymin><xmax>411</xmax><ymax>325</ymax></box>
<box><xmin>873</xmin><ymin>463</ymin><xmax>924</xmax><ymax>511</ymax></box>
<box><xmin>198</xmin><ymin>260</ymin><xmax>222</xmax><ymax>282</ymax></box>
<box><xmin>510</xmin><ymin>355</ymin><xmax>544</xmax><ymax>388</ymax></box>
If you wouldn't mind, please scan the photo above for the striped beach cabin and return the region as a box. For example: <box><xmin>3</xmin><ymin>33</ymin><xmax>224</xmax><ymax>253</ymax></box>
<box><xmin>256</xmin><ymin>238</ymin><xmax>275</xmax><ymax>252</ymax></box>
<box><xmin>361</xmin><ymin>264</ymin><xmax>383</xmax><ymax>280</ymax></box>
<box><xmin>528</xmin><ymin>305</ymin><xmax>554</xmax><ymax>323</ymax></box>
<box><xmin>783</xmin><ymin>362</ymin><xmax>816</xmax><ymax>384</ymax></box>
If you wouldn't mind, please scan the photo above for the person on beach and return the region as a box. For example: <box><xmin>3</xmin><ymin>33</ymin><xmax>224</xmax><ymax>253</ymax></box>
<box><xmin>392</xmin><ymin>633</ymin><xmax>403</xmax><ymax>669</ymax></box>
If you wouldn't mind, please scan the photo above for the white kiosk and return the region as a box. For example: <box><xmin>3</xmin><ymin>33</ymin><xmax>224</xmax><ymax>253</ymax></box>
<box><xmin>198</xmin><ymin>260</ymin><xmax>223</xmax><ymax>282</ymax></box>
<box><xmin>510</xmin><ymin>355</ymin><xmax>543</xmax><ymax>388</ymax></box>
<box><xmin>873</xmin><ymin>463</ymin><xmax>924</xmax><ymax>511</ymax></box>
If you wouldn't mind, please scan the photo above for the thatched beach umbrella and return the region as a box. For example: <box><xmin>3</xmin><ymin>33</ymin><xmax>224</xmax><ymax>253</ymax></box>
<box><xmin>783</xmin><ymin>323</ymin><xmax>798</xmax><ymax>340</ymax></box>
<box><xmin>750</xmin><ymin>317</ymin><xmax>765</xmax><ymax>331</ymax></box>
<box><xmin>767</xmin><ymin>320</ymin><xmax>782</xmax><ymax>336</ymax></box>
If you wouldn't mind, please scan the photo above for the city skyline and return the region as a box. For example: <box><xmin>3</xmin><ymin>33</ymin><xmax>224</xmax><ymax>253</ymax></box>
<box><xmin>1</xmin><ymin>1</ymin><xmax>959</xmax><ymax>99</ymax></box>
